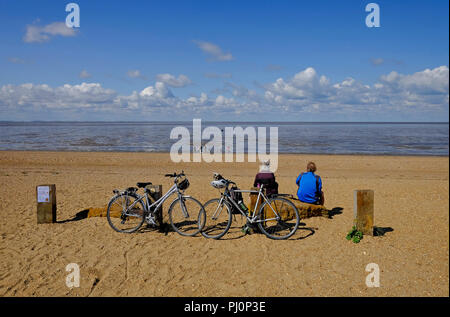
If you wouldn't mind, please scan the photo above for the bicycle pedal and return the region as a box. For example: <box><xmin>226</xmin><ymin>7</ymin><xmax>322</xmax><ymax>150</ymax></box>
<box><xmin>146</xmin><ymin>223</ymin><xmax>157</xmax><ymax>229</ymax></box>
<box><xmin>145</xmin><ymin>216</ymin><xmax>156</xmax><ymax>225</ymax></box>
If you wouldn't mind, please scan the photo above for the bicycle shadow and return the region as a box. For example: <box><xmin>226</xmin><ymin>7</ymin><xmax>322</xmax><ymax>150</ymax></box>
<box><xmin>56</xmin><ymin>209</ymin><xmax>90</xmax><ymax>223</ymax></box>
<box><xmin>201</xmin><ymin>222</ymin><xmax>248</xmax><ymax>240</ymax></box>
<box><xmin>139</xmin><ymin>222</ymin><xmax>207</xmax><ymax>238</ymax></box>
<box><xmin>290</xmin><ymin>222</ymin><xmax>316</xmax><ymax>240</ymax></box>
<box><xmin>222</xmin><ymin>220</ymin><xmax>316</xmax><ymax>241</ymax></box>
<box><xmin>139</xmin><ymin>223</ymin><xmax>169</xmax><ymax>234</ymax></box>
<box><xmin>288</xmin><ymin>206</ymin><xmax>343</xmax><ymax>239</ymax></box>
<box><xmin>273</xmin><ymin>222</ymin><xmax>316</xmax><ymax>240</ymax></box>
<box><xmin>239</xmin><ymin>225</ymin><xmax>315</xmax><ymax>240</ymax></box>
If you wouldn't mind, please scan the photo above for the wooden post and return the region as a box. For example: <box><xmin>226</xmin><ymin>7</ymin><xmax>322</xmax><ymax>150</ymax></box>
<box><xmin>354</xmin><ymin>190</ymin><xmax>374</xmax><ymax>236</ymax></box>
<box><xmin>37</xmin><ymin>184</ymin><xmax>57</xmax><ymax>223</ymax></box>
<box><xmin>147</xmin><ymin>185</ymin><xmax>163</xmax><ymax>227</ymax></box>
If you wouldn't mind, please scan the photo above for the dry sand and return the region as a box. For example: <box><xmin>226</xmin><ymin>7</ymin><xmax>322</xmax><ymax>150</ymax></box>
<box><xmin>0</xmin><ymin>151</ymin><xmax>448</xmax><ymax>297</ymax></box>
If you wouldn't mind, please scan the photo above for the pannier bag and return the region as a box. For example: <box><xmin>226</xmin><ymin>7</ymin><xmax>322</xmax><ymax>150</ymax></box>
<box><xmin>230</xmin><ymin>185</ymin><xmax>247</xmax><ymax>214</ymax></box>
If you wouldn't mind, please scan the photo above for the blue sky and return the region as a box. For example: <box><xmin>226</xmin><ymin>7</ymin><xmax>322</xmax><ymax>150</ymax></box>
<box><xmin>0</xmin><ymin>0</ymin><xmax>448</xmax><ymax>121</ymax></box>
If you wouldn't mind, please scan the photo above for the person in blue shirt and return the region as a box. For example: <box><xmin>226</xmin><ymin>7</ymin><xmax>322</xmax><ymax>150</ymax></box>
<box><xmin>296</xmin><ymin>162</ymin><xmax>324</xmax><ymax>205</ymax></box>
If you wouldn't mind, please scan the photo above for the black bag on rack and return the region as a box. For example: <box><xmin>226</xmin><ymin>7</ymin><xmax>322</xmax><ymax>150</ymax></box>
<box><xmin>230</xmin><ymin>185</ymin><xmax>244</xmax><ymax>214</ymax></box>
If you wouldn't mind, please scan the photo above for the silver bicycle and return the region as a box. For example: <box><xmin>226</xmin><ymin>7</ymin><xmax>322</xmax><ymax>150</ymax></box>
<box><xmin>106</xmin><ymin>171</ymin><xmax>206</xmax><ymax>236</ymax></box>
<box><xmin>201</xmin><ymin>173</ymin><xmax>300</xmax><ymax>240</ymax></box>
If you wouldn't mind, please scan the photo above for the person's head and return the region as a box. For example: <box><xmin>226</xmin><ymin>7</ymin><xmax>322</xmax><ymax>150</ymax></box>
<box><xmin>306</xmin><ymin>161</ymin><xmax>317</xmax><ymax>173</ymax></box>
<box><xmin>259</xmin><ymin>159</ymin><xmax>271</xmax><ymax>172</ymax></box>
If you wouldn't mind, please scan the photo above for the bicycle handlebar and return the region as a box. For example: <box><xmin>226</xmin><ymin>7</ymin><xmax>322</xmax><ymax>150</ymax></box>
<box><xmin>213</xmin><ymin>172</ymin><xmax>235</xmax><ymax>186</ymax></box>
<box><xmin>165</xmin><ymin>171</ymin><xmax>186</xmax><ymax>184</ymax></box>
<box><xmin>165</xmin><ymin>171</ymin><xmax>185</xmax><ymax>178</ymax></box>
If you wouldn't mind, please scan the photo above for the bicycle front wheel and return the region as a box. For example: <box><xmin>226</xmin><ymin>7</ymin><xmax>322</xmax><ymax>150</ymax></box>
<box><xmin>107</xmin><ymin>193</ymin><xmax>146</xmax><ymax>233</ymax></box>
<box><xmin>257</xmin><ymin>197</ymin><xmax>300</xmax><ymax>240</ymax></box>
<box><xmin>168</xmin><ymin>196</ymin><xmax>206</xmax><ymax>237</ymax></box>
<box><xmin>200</xmin><ymin>198</ymin><xmax>232</xmax><ymax>239</ymax></box>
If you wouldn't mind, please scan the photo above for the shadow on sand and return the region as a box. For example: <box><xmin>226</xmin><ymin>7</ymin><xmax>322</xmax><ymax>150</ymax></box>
<box><xmin>327</xmin><ymin>207</ymin><xmax>343</xmax><ymax>219</ymax></box>
<box><xmin>292</xmin><ymin>225</ymin><xmax>316</xmax><ymax>240</ymax></box>
<box><xmin>373</xmin><ymin>226</ymin><xmax>394</xmax><ymax>236</ymax></box>
<box><xmin>56</xmin><ymin>209</ymin><xmax>90</xmax><ymax>223</ymax></box>
<box><xmin>290</xmin><ymin>206</ymin><xmax>344</xmax><ymax>240</ymax></box>
<box><xmin>56</xmin><ymin>206</ymin><xmax>349</xmax><ymax>241</ymax></box>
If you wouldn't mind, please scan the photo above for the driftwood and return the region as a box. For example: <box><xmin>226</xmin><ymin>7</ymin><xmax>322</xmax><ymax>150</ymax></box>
<box><xmin>248</xmin><ymin>187</ymin><xmax>328</xmax><ymax>224</ymax></box>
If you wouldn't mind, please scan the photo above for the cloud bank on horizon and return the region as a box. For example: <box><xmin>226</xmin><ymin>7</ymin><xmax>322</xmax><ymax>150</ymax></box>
<box><xmin>1</xmin><ymin>65</ymin><xmax>448</xmax><ymax>121</ymax></box>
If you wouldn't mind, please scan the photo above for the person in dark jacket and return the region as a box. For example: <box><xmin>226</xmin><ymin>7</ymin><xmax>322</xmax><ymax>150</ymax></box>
<box><xmin>296</xmin><ymin>161</ymin><xmax>324</xmax><ymax>205</ymax></box>
<box><xmin>254</xmin><ymin>160</ymin><xmax>278</xmax><ymax>196</ymax></box>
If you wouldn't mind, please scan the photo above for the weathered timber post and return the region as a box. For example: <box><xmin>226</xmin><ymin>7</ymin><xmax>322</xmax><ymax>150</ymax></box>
<box><xmin>37</xmin><ymin>184</ymin><xmax>57</xmax><ymax>223</ymax></box>
<box><xmin>354</xmin><ymin>190</ymin><xmax>374</xmax><ymax>236</ymax></box>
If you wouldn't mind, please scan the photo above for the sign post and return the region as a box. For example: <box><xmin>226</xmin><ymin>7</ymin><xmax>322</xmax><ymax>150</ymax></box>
<box><xmin>37</xmin><ymin>184</ymin><xmax>57</xmax><ymax>223</ymax></box>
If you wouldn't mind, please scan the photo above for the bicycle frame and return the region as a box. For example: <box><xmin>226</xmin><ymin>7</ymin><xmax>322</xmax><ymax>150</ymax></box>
<box><xmin>123</xmin><ymin>182</ymin><xmax>189</xmax><ymax>219</ymax></box>
<box><xmin>213</xmin><ymin>185</ymin><xmax>280</xmax><ymax>224</ymax></box>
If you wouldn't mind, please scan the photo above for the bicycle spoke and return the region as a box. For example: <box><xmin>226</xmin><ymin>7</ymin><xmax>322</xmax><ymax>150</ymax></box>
<box><xmin>169</xmin><ymin>197</ymin><xmax>205</xmax><ymax>237</ymax></box>
<box><xmin>258</xmin><ymin>197</ymin><xmax>299</xmax><ymax>239</ymax></box>
<box><xmin>107</xmin><ymin>194</ymin><xmax>145</xmax><ymax>233</ymax></box>
<box><xmin>201</xmin><ymin>199</ymin><xmax>232</xmax><ymax>239</ymax></box>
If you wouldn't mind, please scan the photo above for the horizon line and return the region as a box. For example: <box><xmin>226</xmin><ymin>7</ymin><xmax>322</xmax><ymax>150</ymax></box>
<box><xmin>0</xmin><ymin>120</ymin><xmax>448</xmax><ymax>124</ymax></box>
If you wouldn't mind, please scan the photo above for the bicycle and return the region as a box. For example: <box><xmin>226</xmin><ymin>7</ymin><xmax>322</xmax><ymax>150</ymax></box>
<box><xmin>106</xmin><ymin>171</ymin><xmax>206</xmax><ymax>236</ymax></box>
<box><xmin>201</xmin><ymin>173</ymin><xmax>300</xmax><ymax>240</ymax></box>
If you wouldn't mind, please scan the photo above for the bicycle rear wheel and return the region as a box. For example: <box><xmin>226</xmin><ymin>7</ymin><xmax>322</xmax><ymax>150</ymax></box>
<box><xmin>200</xmin><ymin>198</ymin><xmax>232</xmax><ymax>239</ymax></box>
<box><xmin>168</xmin><ymin>196</ymin><xmax>206</xmax><ymax>237</ymax></box>
<box><xmin>107</xmin><ymin>193</ymin><xmax>146</xmax><ymax>233</ymax></box>
<box><xmin>257</xmin><ymin>197</ymin><xmax>300</xmax><ymax>240</ymax></box>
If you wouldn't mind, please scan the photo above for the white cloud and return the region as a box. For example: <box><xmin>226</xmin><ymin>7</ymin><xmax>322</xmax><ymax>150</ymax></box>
<box><xmin>215</xmin><ymin>95</ymin><xmax>233</xmax><ymax>105</ymax></box>
<box><xmin>263</xmin><ymin>66</ymin><xmax>449</xmax><ymax>113</ymax></box>
<box><xmin>225</xmin><ymin>82</ymin><xmax>257</xmax><ymax>98</ymax></box>
<box><xmin>139</xmin><ymin>82</ymin><xmax>173</xmax><ymax>98</ymax></box>
<box><xmin>193</xmin><ymin>40</ymin><xmax>233</xmax><ymax>61</ymax></box>
<box><xmin>155</xmin><ymin>74</ymin><xmax>192</xmax><ymax>87</ymax></box>
<box><xmin>79</xmin><ymin>70</ymin><xmax>91</xmax><ymax>79</ymax></box>
<box><xmin>127</xmin><ymin>70</ymin><xmax>147</xmax><ymax>79</ymax></box>
<box><xmin>370</xmin><ymin>58</ymin><xmax>385</xmax><ymax>66</ymax></box>
<box><xmin>380</xmin><ymin>65</ymin><xmax>449</xmax><ymax>94</ymax></box>
<box><xmin>0</xmin><ymin>83</ymin><xmax>116</xmax><ymax>111</ymax></box>
<box><xmin>187</xmin><ymin>92</ymin><xmax>208</xmax><ymax>105</ymax></box>
<box><xmin>23</xmin><ymin>22</ymin><xmax>77</xmax><ymax>43</ymax></box>
<box><xmin>266</xmin><ymin>67</ymin><xmax>331</xmax><ymax>100</ymax></box>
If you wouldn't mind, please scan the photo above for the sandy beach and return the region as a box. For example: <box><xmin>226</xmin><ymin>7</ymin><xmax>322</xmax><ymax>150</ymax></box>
<box><xmin>0</xmin><ymin>151</ymin><xmax>448</xmax><ymax>297</ymax></box>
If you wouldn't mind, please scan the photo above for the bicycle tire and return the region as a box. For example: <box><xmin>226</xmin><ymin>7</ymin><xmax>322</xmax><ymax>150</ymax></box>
<box><xmin>168</xmin><ymin>196</ymin><xmax>206</xmax><ymax>237</ymax></box>
<box><xmin>107</xmin><ymin>193</ymin><xmax>146</xmax><ymax>233</ymax></box>
<box><xmin>200</xmin><ymin>198</ymin><xmax>233</xmax><ymax>239</ymax></box>
<box><xmin>257</xmin><ymin>197</ymin><xmax>300</xmax><ymax>240</ymax></box>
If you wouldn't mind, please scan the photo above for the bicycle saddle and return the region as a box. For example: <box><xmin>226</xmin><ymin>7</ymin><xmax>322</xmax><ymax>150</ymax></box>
<box><xmin>136</xmin><ymin>182</ymin><xmax>153</xmax><ymax>188</ymax></box>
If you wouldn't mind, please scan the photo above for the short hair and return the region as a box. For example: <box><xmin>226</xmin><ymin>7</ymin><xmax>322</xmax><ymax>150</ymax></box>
<box><xmin>306</xmin><ymin>162</ymin><xmax>317</xmax><ymax>173</ymax></box>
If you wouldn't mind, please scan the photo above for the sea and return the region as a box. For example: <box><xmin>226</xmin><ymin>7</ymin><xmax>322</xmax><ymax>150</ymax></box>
<box><xmin>0</xmin><ymin>121</ymin><xmax>448</xmax><ymax>156</ymax></box>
